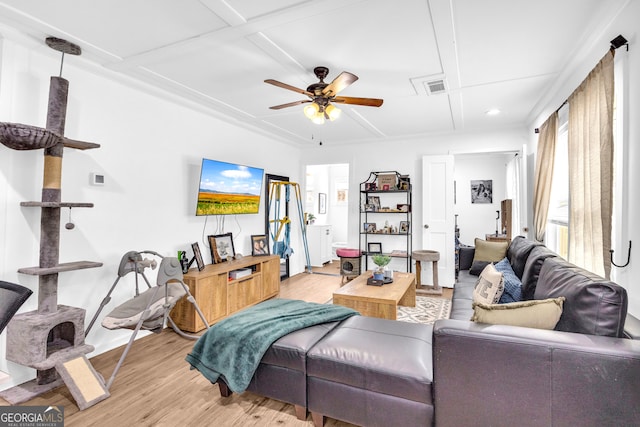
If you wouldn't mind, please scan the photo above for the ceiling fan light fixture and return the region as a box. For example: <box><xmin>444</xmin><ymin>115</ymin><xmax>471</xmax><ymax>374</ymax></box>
<box><xmin>304</xmin><ymin>102</ymin><xmax>320</xmax><ymax>119</ymax></box>
<box><xmin>311</xmin><ymin>113</ymin><xmax>325</xmax><ymax>125</ymax></box>
<box><xmin>325</xmin><ymin>103</ymin><xmax>341</xmax><ymax>121</ymax></box>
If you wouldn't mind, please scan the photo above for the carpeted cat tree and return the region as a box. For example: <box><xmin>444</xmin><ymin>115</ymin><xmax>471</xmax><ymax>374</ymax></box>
<box><xmin>0</xmin><ymin>37</ymin><xmax>107</xmax><ymax>410</ymax></box>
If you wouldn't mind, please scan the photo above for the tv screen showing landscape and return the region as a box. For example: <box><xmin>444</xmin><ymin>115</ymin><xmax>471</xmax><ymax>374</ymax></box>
<box><xmin>196</xmin><ymin>158</ymin><xmax>264</xmax><ymax>216</ymax></box>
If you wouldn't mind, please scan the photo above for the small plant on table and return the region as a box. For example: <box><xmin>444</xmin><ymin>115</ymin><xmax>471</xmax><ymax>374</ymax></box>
<box><xmin>372</xmin><ymin>254</ymin><xmax>391</xmax><ymax>279</ymax></box>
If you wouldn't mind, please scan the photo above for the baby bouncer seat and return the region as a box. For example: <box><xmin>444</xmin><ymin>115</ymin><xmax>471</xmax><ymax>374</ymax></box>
<box><xmin>86</xmin><ymin>250</ymin><xmax>209</xmax><ymax>389</ymax></box>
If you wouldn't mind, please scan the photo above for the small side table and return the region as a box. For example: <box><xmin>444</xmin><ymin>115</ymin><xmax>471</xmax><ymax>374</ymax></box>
<box><xmin>412</xmin><ymin>250</ymin><xmax>441</xmax><ymax>295</ymax></box>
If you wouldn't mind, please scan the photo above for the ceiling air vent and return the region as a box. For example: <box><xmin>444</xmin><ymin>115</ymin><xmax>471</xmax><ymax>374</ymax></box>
<box><xmin>425</xmin><ymin>79</ymin><xmax>447</xmax><ymax>95</ymax></box>
<box><xmin>410</xmin><ymin>74</ymin><xmax>448</xmax><ymax>96</ymax></box>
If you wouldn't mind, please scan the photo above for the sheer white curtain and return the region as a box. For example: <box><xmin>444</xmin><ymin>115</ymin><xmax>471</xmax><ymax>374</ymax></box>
<box><xmin>567</xmin><ymin>50</ymin><xmax>615</xmax><ymax>278</ymax></box>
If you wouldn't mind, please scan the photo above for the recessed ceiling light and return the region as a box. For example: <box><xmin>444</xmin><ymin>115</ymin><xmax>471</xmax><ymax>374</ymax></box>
<box><xmin>485</xmin><ymin>109</ymin><xmax>501</xmax><ymax>116</ymax></box>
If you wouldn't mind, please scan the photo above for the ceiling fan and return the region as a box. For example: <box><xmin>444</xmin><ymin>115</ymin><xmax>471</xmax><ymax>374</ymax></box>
<box><xmin>265</xmin><ymin>66</ymin><xmax>383</xmax><ymax>124</ymax></box>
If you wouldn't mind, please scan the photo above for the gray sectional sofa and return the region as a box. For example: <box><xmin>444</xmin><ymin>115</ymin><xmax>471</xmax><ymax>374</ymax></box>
<box><xmin>435</xmin><ymin>236</ymin><xmax>640</xmax><ymax>426</ymax></box>
<box><xmin>214</xmin><ymin>237</ymin><xmax>640</xmax><ymax>426</ymax></box>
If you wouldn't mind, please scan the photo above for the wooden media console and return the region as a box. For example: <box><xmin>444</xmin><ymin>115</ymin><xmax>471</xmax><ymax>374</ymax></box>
<box><xmin>170</xmin><ymin>255</ymin><xmax>280</xmax><ymax>332</ymax></box>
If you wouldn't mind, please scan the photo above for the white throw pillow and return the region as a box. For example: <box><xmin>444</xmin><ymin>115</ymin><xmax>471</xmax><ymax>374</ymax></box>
<box><xmin>472</xmin><ymin>263</ymin><xmax>504</xmax><ymax>304</ymax></box>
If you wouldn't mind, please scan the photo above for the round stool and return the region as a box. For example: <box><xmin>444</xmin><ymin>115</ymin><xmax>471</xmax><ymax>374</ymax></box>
<box><xmin>412</xmin><ymin>250</ymin><xmax>441</xmax><ymax>295</ymax></box>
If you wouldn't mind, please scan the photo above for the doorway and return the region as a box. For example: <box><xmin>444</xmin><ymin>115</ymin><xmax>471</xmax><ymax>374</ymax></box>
<box><xmin>305</xmin><ymin>163</ymin><xmax>350</xmax><ymax>259</ymax></box>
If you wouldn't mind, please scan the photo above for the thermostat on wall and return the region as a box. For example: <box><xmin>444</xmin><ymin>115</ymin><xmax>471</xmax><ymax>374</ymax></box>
<box><xmin>91</xmin><ymin>173</ymin><xmax>105</xmax><ymax>186</ymax></box>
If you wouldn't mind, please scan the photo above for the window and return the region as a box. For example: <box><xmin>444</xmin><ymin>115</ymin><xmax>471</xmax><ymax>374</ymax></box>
<box><xmin>545</xmin><ymin>51</ymin><xmax>627</xmax><ymax>273</ymax></box>
<box><xmin>545</xmin><ymin>107</ymin><xmax>569</xmax><ymax>259</ymax></box>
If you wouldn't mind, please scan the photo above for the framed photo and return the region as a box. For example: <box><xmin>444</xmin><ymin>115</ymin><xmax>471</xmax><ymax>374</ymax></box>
<box><xmin>191</xmin><ymin>242</ymin><xmax>205</xmax><ymax>271</ymax></box>
<box><xmin>367</xmin><ymin>196</ymin><xmax>381</xmax><ymax>211</ymax></box>
<box><xmin>208</xmin><ymin>232</ymin><xmax>235</xmax><ymax>263</ymax></box>
<box><xmin>398</xmin><ymin>175</ymin><xmax>410</xmax><ymax>191</ymax></box>
<box><xmin>471</xmin><ymin>179</ymin><xmax>493</xmax><ymax>204</ymax></box>
<box><xmin>367</xmin><ymin>242</ymin><xmax>382</xmax><ymax>254</ymax></box>
<box><xmin>364</xmin><ymin>222</ymin><xmax>377</xmax><ymax>233</ymax></box>
<box><xmin>399</xmin><ymin>221</ymin><xmax>410</xmax><ymax>234</ymax></box>
<box><xmin>318</xmin><ymin>193</ymin><xmax>327</xmax><ymax>214</ymax></box>
<box><xmin>251</xmin><ymin>234</ymin><xmax>269</xmax><ymax>256</ymax></box>
<box><xmin>364</xmin><ymin>182</ymin><xmax>377</xmax><ymax>191</ymax></box>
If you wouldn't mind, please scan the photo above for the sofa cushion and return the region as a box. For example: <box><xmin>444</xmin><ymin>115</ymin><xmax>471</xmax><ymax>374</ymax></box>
<box><xmin>506</xmin><ymin>236</ymin><xmax>542</xmax><ymax>278</ymax></box>
<box><xmin>458</xmin><ymin>245</ymin><xmax>475</xmax><ymax>271</ymax></box>
<box><xmin>471</xmin><ymin>297</ymin><xmax>565</xmax><ymax>330</ymax></box>
<box><xmin>260</xmin><ymin>321</ymin><xmax>341</xmax><ymax>372</ymax></box>
<box><xmin>469</xmin><ymin>260</ymin><xmax>490</xmax><ymax>276</ymax></box>
<box><xmin>472</xmin><ymin>264</ymin><xmax>504</xmax><ymax>305</ymax></box>
<box><xmin>520</xmin><ymin>245</ymin><xmax>558</xmax><ymax>300</ymax></box>
<box><xmin>494</xmin><ymin>258</ymin><xmax>522</xmax><ymax>303</ymax></box>
<box><xmin>535</xmin><ymin>257</ymin><xmax>628</xmax><ymax>337</ymax></box>
<box><xmin>472</xmin><ymin>238</ymin><xmax>508</xmax><ymax>263</ymax></box>
<box><xmin>307</xmin><ymin>316</ymin><xmax>433</xmax><ymax>405</ymax></box>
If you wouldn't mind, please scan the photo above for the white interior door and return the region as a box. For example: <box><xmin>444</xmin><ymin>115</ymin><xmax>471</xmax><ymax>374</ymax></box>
<box><xmin>422</xmin><ymin>155</ymin><xmax>455</xmax><ymax>287</ymax></box>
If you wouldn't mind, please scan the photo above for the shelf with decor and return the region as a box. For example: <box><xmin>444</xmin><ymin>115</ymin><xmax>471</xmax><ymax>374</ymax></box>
<box><xmin>359</xmin><ymin>171</ymin><xmax>412</xmax><ymax>273</ymax></box>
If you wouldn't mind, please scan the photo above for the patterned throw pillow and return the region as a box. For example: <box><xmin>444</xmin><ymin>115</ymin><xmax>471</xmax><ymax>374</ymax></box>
<box><xmin>494</xmin><ymin>257</ymin><xmax>522</xmax><ymax>303</ymax></box>
<box><xmin>472</xmin><ymin>263</ymin><xmax>504</xmax><ymax>304</ymax></box>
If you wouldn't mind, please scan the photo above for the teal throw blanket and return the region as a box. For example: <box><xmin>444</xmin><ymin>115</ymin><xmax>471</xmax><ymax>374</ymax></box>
<box><xmin>185</xmin><ymin>298</ymin><xmax>358</xmax><ymax>392</ymax></box>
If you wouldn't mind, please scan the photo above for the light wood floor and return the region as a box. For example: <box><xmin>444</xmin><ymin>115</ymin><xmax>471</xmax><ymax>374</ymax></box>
<box><xmin>0</xmin><ymin>261</ymin><xmax>451</xmax><ymax>426</ymax></box>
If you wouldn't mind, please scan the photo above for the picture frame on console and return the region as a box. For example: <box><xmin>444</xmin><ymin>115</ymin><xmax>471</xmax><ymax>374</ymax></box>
<box><xmin>191</xmin><ymin>242</ymin><xmax>205</xmax><ymax>271</ymax></box>
<box><xmin>251</xmin><ymin>235</ymin><xmax>269</xmax><ymax>256</ymax></box>
<box><xmin>209</xmin><ymin>233</ymin><xmax>235</xmax><ymax>263</ymax></box>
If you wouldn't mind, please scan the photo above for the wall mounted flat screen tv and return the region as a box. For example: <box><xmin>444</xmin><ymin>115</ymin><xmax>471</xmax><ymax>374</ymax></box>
<box><xmin>196</xmin><ymin>158</ymin><xmax>264</xmax><ymax>216</ymax></box>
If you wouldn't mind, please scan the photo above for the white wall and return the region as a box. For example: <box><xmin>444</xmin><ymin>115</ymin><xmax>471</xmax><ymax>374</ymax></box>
<box><xmin>0</xmin><ymin>35</ymin><xmax>302</xmax><ymax>389</ymax></box>
<box><xmin>454</xmin><ymin>153</ymin><xmax>513</xmax><ymax>245</ymax></box>
<box><xmin>527</xmin><ymin>0</ymin><xmax>640</xmax><ymax>317</ymax></box>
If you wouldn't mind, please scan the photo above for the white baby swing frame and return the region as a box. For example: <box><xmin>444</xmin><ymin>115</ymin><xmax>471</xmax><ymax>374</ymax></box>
<box><xmin>86</xmin><ymin>250</ymin><xmax>209</xmax><ymax>390</ymax></box>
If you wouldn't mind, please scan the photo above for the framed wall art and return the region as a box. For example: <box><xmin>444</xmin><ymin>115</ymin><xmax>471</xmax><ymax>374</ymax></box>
<box><xmin>318</xmin><ymin>192</ymin><xmax>327</xmax><ymax>214</ymax></box>
<box><xmin>470</xmin><ymin>179</ymin><xmax>493</xmax><ymax>204</ymax></box>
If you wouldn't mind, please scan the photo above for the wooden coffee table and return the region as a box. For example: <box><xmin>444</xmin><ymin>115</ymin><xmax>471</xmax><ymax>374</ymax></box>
<box><xmin>332</xmin><ymin>271</ymin><xmax>416</xmax><ymax>320</ymax></box>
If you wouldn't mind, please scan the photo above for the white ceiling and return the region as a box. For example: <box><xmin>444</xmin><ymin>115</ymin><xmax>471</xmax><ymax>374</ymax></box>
<box><xmin>0</xmin><ymin>0</ymin><xmax>628</xmax><ymax>147</ymax></box>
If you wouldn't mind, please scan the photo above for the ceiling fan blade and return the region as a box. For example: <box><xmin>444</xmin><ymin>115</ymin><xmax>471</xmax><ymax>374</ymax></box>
<box><xmin>333</xmin><ymin>96</ymin><xmax>383</xmax><ymax>107</ymax></box>
<box><xmin>322</xmin><ymin>71</ymin><xmax>358</xmax><ymax>96</ymax></box>
<box><xmin>269</xmin><ymin>100</ymin><xmax>311</xmax><ymax>110</ymax></box>
<box><xmin>265</xmin><ymin>79</ymin><xmax>313</xmax><ymax>97</ymax></box>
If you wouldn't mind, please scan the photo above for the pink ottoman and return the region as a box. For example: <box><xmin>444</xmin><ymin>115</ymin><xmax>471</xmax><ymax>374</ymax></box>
<box><xmin>336</xmin><ymin>249</ymin><xmax>362</xmax><ymax>284</ymax></box>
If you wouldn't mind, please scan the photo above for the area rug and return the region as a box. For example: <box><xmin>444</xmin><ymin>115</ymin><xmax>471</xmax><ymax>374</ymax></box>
<box><xmin>325</xmin><ymin>296</ymin><xmax>451</xmax><ymax>325</ymax></box>
<box><xmin>396</xmin><ymin>296</ymin><xmax>451</xmax><ymax>325</ymax></box>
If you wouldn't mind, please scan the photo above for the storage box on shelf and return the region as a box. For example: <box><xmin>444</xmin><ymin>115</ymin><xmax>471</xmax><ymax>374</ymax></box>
<box><xmin>359</xmin><ymin>171</ymin><xmax>412</xmax><ymax>273</ymax></box>
<box><xmin>170</xmin><ymin>255</ymin><xmax>280</xmax><ymax>332</ymax></box>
